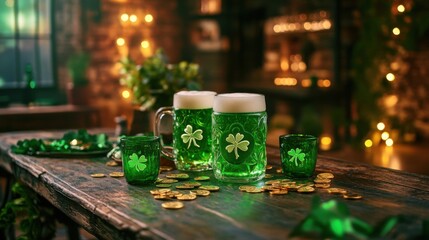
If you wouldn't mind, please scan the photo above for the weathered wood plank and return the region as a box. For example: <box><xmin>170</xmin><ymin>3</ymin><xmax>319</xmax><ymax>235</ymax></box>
<box><xmin>1</xmin><ymin>131</ymin><xmax>428</xmax><ymax>239</ymax></box>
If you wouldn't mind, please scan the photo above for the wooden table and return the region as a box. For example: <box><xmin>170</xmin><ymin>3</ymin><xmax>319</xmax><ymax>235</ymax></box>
<box><xmin>0</xmin><ymin>130</ymin><xmax>428</xmax><ymax>239</ymax></box>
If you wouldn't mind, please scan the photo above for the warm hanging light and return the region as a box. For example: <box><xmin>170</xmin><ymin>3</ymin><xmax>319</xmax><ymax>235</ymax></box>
<box><xmin>141</xmin><ymin>40</ymin><xmax>150</xmax><ymax>48</ymax></box>
<box><xmin>144</xmin><ymin>14</ymin><xmax>154</xmax><ymax>23</ymax></box>
<box><xmin>386</xmin><ymin>73</ymin><xmax>395</xmax><ymax>81</ymax></box>
<box><xmin>129</xmin><ymin>14</ymin><xmax>138</xmax><ymax>23</ymax></box>
<box><xmin>377</xmin><ymin>122</ymin><xmax>385</xmax><ymax>131</ymax></box>
<box><xmin>364</xmin><ymin>139</ymin><xmax>373</xmax><ymax>148</ymax></box>
<box><xmin>392</xmin><ymin>27</ymin><xmax>400</xmax><ymax>35</ymax></box>
<box><xmin>116</xmin><ymin>38</ymin><xmax>125</xmax><ymax>46</ymax></box>
<box><xmin>121</xmin><ymin>90</ymin><xmax>131</xmax><ymax>99</ymax></box>
<box><xmin>385</xmin><ymin>138</ymin><xmax>394</xmax><ymax>146</ymax></box>
<box><xmin>120</xmin><ymin>13</ymin><xmax>129</xmax><ymax>22</ymax></box>
<box><xmin>397</xmin><ymin>4</ymin><xmax>405</xmax><ymax>13</ymax></box>
<box><xmin>381</xmin><ymin>131</ymin><xmax>390</xmax><ymax>140</ymax></box>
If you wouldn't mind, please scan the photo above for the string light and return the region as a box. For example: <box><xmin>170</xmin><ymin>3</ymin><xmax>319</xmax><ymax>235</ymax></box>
<box><xmin>397</xmin><ymin>4</ymin><xmax>405</xmax><ymax>13</ymax></box>
<box><xmin>385</xmin><ymin>138</ymin><xmax>394</xmax><ymax>147</ymax></box>
<box><xmin>116</xmin><ymin>38</ymin><xmax>125</xmax><ymax>46</ymax></box>
<box><xmin>381</xmin><ymin>131</ymin><xmax>390</xmax><ymax>140</ymax></box>
<box><xmin>377</xmin><ymin>122</ymin><xmax>385</xmax><ymax>131</ymax></box>
<box><xmin>121</xmin><ymin>90</ymin><xmax>131</xmax><ymax>99</ymax></box>
<box><xmin>386</xmin><ymin>73</ymin><xmax>395</xmax><ymax>81</ymax></box>
<box><xmin>141</xmin><ymin>40</ymin><xmax>150</xmax><ymax>48</ymax></box>
<box><xmin>144</xmin><ymin>14</ymin><xmax>154</xmax><ymax>23</ymax></box>
<box><xmin>392</xmin><ymin>27</ymin><xmax>400</xmax><ymax>35</ymax></box>
<box><xmin>129</xmin><ymin>14</ymin><xmax>138</xmax><ymax>23</ymax></box>
<box><xmin>120</xmin><ymin>13</ymin><xmax>129</xmax><ymax>22</ymax></box>
<box><xmin>364</xmin><ymin>139</ymin><xmax>373</xmax><ymax>148</ymax></box>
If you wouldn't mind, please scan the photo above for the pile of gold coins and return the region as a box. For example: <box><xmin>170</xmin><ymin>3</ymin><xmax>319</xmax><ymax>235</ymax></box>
<box><xmin>151</xmin><ymin>172</ymin><xmax>220</xmax><ymax>210</ymax></box>
<box><xmin>239</xmin><ymin>172</ymin><xmax>363</xmax><ymax>200</ymax></box>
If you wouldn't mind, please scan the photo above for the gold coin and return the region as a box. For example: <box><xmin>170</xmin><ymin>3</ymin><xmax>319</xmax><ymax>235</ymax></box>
<box><xmin>160</xmin><ymin>166</ymin><xmax>173</xmax><ymax>171</ymax></box>
<box><xmin>155</xmin><ymin>178</ymin><xmax>163</xmax><ymax>183</ymax></box>
<box><xmin>162</xmin><ymin>201</ymin><xmax>184</xmax><ymax>209</ymax></box>
<box><xmin>262</xmin><ymin>185</ymin><xmax>277</xmax><ymax>191</ymax></box>
<box><xmin>175</xmin><ymin>185</ymin><xmax>195</xmax><ymax>190</ymax></box>
<box><xmin>276</xmin><ymin>168</ymin><xmax>283</xmax><ymax>173</ymax></box>
<box><xmin>190</xmin><ymin>190</ymin><xmax>211</xmax><ymax>196</ymax></box>
<box><xmin>109</xmin><ymin>172</ymin><xmax>124</xmax><ymax>178</ymax></box>
<box><xmin>166</xmin><ymin>173</ymin><xmax>189</xmax><ymax>179</ymax></box>
<box><xmin>194</xmin><ymin>176</ymin><xmax>210</xmax><ymax>181</ymax></box>
<box><xmin>177</xmin><ymin>193</ymin><xmax>197</xmax><ymax>201</ymax></box>
<box><xmin>328</xmin><ymin>188</ymin><xmax>347</xmax><ymax>195</ymax></box>
<box><xmin>154</xmin><ymin>195</ymin><xmax>172</xmax><ymax>200</ymax></box>
<box><xmin>317</xmin><ymin>172</ymin><xmax>334</xmax><ymax>179</ymax></box>
<box><xmin>314</xmin><ymin>178</ymin><xmax>331</xmax><ymax>184</ymax></box>
<box><xmin>269</xmin><ymin>189</ymin><xmax>288</xmax><ymax>195</ymax></box>
<box><xmin>106</xmin><ymin>160</ymin><xmax>119</xmax><ymax>167</ymax></box>
<box><xmin>343</xmin><ymin>193</ymin><xmax>363</xmax><ymax>200</ymax></box>
<box><xmin>160</xmin><ymin>179</ymin><xmax>179</xmax><ymax>184</ymax></box>
<box><xmin>156</xmin><ymin>184</ymin><xmax>172</xmax><ymax>188</ymax></box>
<box><xmin>150</xmin><ymin>189</ymin><xmax>171</xmax><ymax>195</ymax></box>
<box><xmin>90</xmin><ymin>173</ymin><xmax>106</xmax><ymax>178</ymax></box>
<box><xmin>265</xmin><ymin>165</ymin><xmax>273</xmax><ymax>170</ymax></box>
<box><xmin>239</xmin><ymin>185</ymin><xmax>256</xmax><ymax>192</ymax></box>
<box><xmin>245</xmin><ymin>188</ymin><xmax>264</xmax><ymax>193</ymax></box>
<box><xmin>265</xmin><ymin>180</ymin><xmax>280</xmax><ymax>185</ymax></box>
<box><xmin>297</xmin><ymin>186</ymin><xmax>316</xmax><ymax>193</ymax></box>
<box><xmin>199</xmin><ymin>185</ymin><xmax>220</xmax><ymax>191</ymax></box>
<box><xmin>183</xmin><ymin>182</ymin><xmax>202</xmax><ymax>187</ymax></box>
<box><xmin>264</xmin><ymin>174</ymin><xmax>274</xmax><ymax>179</ymax></box>
<box><xmin>314</xmin><ymin>183</ymin><xmax>331</xmax><ymax>189</ymax></box>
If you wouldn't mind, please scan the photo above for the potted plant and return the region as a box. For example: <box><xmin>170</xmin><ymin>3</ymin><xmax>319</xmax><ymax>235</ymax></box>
<box><xmin>119</xmin><ymin>48</ymin><xmax>202</xmax><ymax>134</ymax></box>
<box><xmin>66</xmin><ymin>52</ymin><xmax>91</xmax><ymax>105</ymax></box>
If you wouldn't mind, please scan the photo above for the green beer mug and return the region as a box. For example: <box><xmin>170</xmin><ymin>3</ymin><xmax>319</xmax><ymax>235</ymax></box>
<box><xmin>154</xmin><ymin>91</ymin><xmax>216</xmax><ymax>171</ymax></box>
<box><xmin>212</xmin><ymin>93</ymin><xmax>267</xmax><ymax>182</ymax></box>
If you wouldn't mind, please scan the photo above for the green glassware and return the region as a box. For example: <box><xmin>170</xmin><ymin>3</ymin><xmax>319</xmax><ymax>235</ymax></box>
<box><xmin>120</xmin><ymin>135</ymin><xmax>160</xmax><ymax>185</ymax></box>
<box><xmin>279</xmin><ymin>134</ymin><xmax>318</xmax><ymax>178</ymax></box>
<box><xmin>212</xmin><ymin>93</ymin><xmax>267</xmax><ymax>183</ymax></box>
<box><xmin>155</xmin><ymin>91</ymin><xmax>216</xmax><ymax>171</ymax></box>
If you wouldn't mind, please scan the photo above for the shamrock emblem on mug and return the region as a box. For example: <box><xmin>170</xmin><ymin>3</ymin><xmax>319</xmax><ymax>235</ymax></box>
<box><xmin>288</xmin><ymin>148</ymin><xmax>306</xmax><ymax>166</ymax></box>
<box><xmin>181</xmin><ymin>125</ymin><xmax>203</xmax><ymax>149</ymax></box>
<box><xmin>128</xmin><ymin>152</ymin><xmax>147</xmax><ymax>172</ymax></box>
<box><xmin>225</xmin><ymin>133</ymin><xmax>250</xmax><ymax>160</ymax></box>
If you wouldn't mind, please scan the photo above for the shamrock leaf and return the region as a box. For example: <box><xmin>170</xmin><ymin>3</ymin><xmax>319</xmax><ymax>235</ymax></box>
<box><xmin>225</xmin><ymin>133</ymin><xmax>250</xmax><ymax>159</ymax></box>
<box><xmin>288</xmin><ymin>148</ymin><xmax>306</xmax><ymax>167</ymax></box>
<box><xmin>181</xmin><ymin>125</ymin><xmax>203</xmax><ymax>149</ymax></box>
<box><xmin>128</xmin><ymin>153</ymin><xmax>147</xmax><ymax>172</ymax></box>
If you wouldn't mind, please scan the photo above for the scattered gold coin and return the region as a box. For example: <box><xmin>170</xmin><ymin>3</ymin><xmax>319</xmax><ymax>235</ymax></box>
<box><xmin>177</xmin><ymin>193</ymin><xmax>197</xmax><ymax>201</ymax></box>
<box><xmin>276</xmin><ymin>168</ymin><xmax>283</xmax><ymax>173</ymax></box>
<box><xmin>154</xmin><ymin>195</ymin><xmax>172</xmax><ymax>200</ymax></box>
<box><xmin>162</xmin><ymin>201</ymin><xmax>184</xmax><ymax>209</ymax></box>
<box><xmin>160</xmin><ymin>179</ymin><xmax>179</xmax><ymax>184</ymax></box>
<box><xmin>297</xmin><ymin>186</ymin><xmax>316</xmax><ymax>193</ymax></box>
<box><xmin>245</xmin><ymin>187</ymin><xmax>264</xmax><ymax>193</ymax></box>
<box><xmin>166</xmin><ymin>173</ymin><xmax>189</xmax><ymax>179</ymax></box>
<box><xmin>314</xmin><ymin>183</ymin><xmax>331</xmax><ymax>189</ymax></box>
<box><xmin>270</xmin><ymin>189</ymin><xmax>288</xmax><ymax>195</ymax></box>
<box><xmin>106</xmin><ymin>160</ymin><xmax>119</xmax><ymax>167</ymax></box>
<box><xmin>265</xmin><ymin>180</ymin><xmax>280</xmax><ymax>185</ymax></box>
<box><xmin>314</xmin><ymin>178</ymin><xmax>331</xmax><ymax>184</ymax></box>
<box><xmin>266</xmin><ymin>165</ymin><xmax>273</xmax><ymax>170</ymax></box>
<box><xmin>156</xmin><ymin>184</ymin><xmax>172</xmax><ymax>188</ymax></box>
<box><xmin>343</xmin><ymin>193</ymin><xmax>363</xmax><ymax>200</ymax></box>
<box><xmin>176</xmin><ymin>185</ymin><xmax>196</xmax><ymax>190</ymax></box>
<box><xmin>150</xmin><ymin>189</ymin><xmax>172</xmax><ymax>195</ymax></box>
<box><xmin>199</xmin><ymin>185</ymin><xmax>220</xmax><ymax>191</ymax></box>
<box><xmin>160</xmin><ymin>166</ymin><xmax>173</xmax><ymax>171</ymax></box>
<box><xmin>194</xmin><ymin>176</ymin><xmax>210</xmax><ymax>181</ymax></box>
<box><xmin>328</xmin><ymin>188</ymin><xmax>347</xmax><ymax>195</ymax></box>
<box><xmin>109</xmin><ymin>172</ymin><xmax>124</xmax><ymax>178</ymax></box>
<box><xmin>90</xmin><ymin>173</ymin><xmax>106</xmax><ymax>178</ymax></box>
<box><xmin>239</xmin><ymin>185</ymin><xmax>256</xmax><ymax>192</ymax></box>
<box><xmin>264</xmin><ymin>174</ymin><xmax>274</xmax><ymax>179</ymax></box>
<box><xmin>317</xmin><ymin>172</ymin><xmax>334</xmax><ymax>179</ymax></box>
<box><xmin>183</xmin><ymin>182</ymin><xmax>202</xmax><ymax>187</ymax></box>
<box><xmin>191</xmin><ymin>190</ymin><xmax>211</xmax><ymax>196</ymax></box>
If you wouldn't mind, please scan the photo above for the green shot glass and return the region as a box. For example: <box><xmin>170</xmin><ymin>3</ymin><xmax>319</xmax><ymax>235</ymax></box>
<box><xmin>212</xmin><ymin>93</ymin><xmax>267</xmax><ymax>183</ymax></box>
<box><xmin>279</xmin><ymin>134</ymin><xmax>318</xmax><ymax>178</ymax></box>
<box><xmin>120</xmin><ymin>135</ymin><xmax>160</xmax><ymax>185</ymax></box>
<box><xmin>155</xmin><ymin>91</ymin><xmax>216</xmax><ymax>171</ymax></box>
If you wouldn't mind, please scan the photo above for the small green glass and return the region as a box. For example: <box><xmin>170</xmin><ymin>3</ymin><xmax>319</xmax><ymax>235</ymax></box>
<box><xmin>279</xmin><ymin>134</ymin><xmax>318</xmax><ymax>178</ymax></box>
<box><xmin>212</xmin><ymin>93</ymin><xmax>267</xmax><ymax>183</ymax></box>
<box><xmin>120</xmin><ymin>135</ymin><xmax>160</xmax><ymax>185</ymax></box>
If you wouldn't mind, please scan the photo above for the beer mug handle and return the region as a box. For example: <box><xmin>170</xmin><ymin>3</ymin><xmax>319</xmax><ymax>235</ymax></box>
<box><xmin>154</xmin><ymin>107</ymin><xmax>175</xmax><ymax>160</ymax></box>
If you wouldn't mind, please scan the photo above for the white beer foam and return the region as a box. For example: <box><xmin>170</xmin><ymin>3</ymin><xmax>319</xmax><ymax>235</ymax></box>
<box><xmin>213</xmin><ymin>93</ymin><xmax>266</xmax><ymax>113</ymax></box>
<box><xmin>173</xmin><ymin>91</ymin><xmax>217</xmax><ymax>109</ymax></box>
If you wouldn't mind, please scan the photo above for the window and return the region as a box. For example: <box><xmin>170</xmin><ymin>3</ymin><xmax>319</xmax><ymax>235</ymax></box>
<box><xmin>0</xmin><ymin>0</ymin><xmax>54</xmax><ymax>92</ymax></box>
